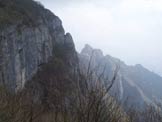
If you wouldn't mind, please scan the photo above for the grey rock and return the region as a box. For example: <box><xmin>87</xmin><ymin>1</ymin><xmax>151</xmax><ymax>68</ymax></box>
<box><xmin>0</xmin><ymin>4</ymin><xmax>77</xmax><ymax>91</ymax></box>
<box><xmin>79</xmin><ymin>44</ymin><xmax>162</xmax><ymax>108</ymax></box>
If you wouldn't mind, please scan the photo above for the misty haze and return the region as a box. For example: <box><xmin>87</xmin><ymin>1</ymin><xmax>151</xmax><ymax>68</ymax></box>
<box><xmin>0</xmin><ymin>0</ymin><xmax>162</xmax><ymax>122</ymax></box>
<box><xmin>40</xmin><ymin>0</ymin><xmax>162</xmax><ymax>76</ymax></box>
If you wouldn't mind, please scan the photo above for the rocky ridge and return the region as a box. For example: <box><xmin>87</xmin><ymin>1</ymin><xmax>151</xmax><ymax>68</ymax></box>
<box><xmin>79</xmin><ymin>44</ymin><xmax>162</xmax><ymax>108</ymax></box>
<box><xmin>0</xmin><ymin>0</ymin><xmax>77</xmax><ymax>91</ymax></box>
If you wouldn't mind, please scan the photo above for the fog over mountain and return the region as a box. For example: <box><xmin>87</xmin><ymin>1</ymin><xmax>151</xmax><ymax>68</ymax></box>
<box><xmin>1</xmin><ymin>0</ymin><xmax>162</xmax><ymax>121</ymax></box>
<box><xmin>79</xmin><ymin>44</ymin><xmax>162</xmax><ymax>108</ymax></box>
<box><xmin>39</xmin><ymin>0</ymin><xmax>162</xmax><ymax>76</ymax></box>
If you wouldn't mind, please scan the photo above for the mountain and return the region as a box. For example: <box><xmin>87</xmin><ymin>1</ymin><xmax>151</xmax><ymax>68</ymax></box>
<box><xmin>0</xmin><ymin>0</ymin><xmax>78</xmax><ymax>91</ymax></box>
<box><xmin>79</xmin><ymin>44</ymin><xmax>162</xmax><ymax>108</ymax></box>
<box><xmin>0</xmin><ymin>2</ymin><xmax>129</xmax><ymax>122</ymax></box>
<box><xmin>1</xmin><ymin>0</ymin><xmax>162</xmax><ymax>121</ymax></box>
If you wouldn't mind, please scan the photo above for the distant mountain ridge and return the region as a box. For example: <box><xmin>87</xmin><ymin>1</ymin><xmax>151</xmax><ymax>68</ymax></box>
<box><xmin>79</xmin><ymin>44</ymin><xmax>162</xmax><ymax>108</ymax></box>
<box><xmin>0</xmin><ymin>0</ymin><xmax>162</xmax><ymax>111</ymax></box>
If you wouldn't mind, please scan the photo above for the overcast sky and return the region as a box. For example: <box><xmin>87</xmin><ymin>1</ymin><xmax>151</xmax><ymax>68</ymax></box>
<box><xmin>38</xmin><ymin>0</ymin><xmax>162</xmax><ymax>76</ymax></box>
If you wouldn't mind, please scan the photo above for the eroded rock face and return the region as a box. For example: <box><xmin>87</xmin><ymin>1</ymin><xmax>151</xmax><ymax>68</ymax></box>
<box><xmin>0</xmin><ymin>3</ymin><xmax>77</xmax><ymax>91</ymax></box>
<box><xmin>79</xmin><ymin>44</ymin><xmax>162</xmax><ymax>108</ymax></box>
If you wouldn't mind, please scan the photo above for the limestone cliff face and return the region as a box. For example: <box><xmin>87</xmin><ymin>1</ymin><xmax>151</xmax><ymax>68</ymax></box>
<box><xmin>79</xmin><ymin>44</ymin><xmax>162</xmax><ymax>108</ymax></box>
<box><xmin>0</xmin><ymin>0</ymin><xmax>77</xmax><ymax>91</ymax></box>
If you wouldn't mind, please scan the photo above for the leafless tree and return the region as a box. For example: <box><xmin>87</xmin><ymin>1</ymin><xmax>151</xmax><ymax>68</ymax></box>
<box><xmin>0</xmin><ymin>57</ymin><xmax>130</xmax><ymax>122</ymax></box>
